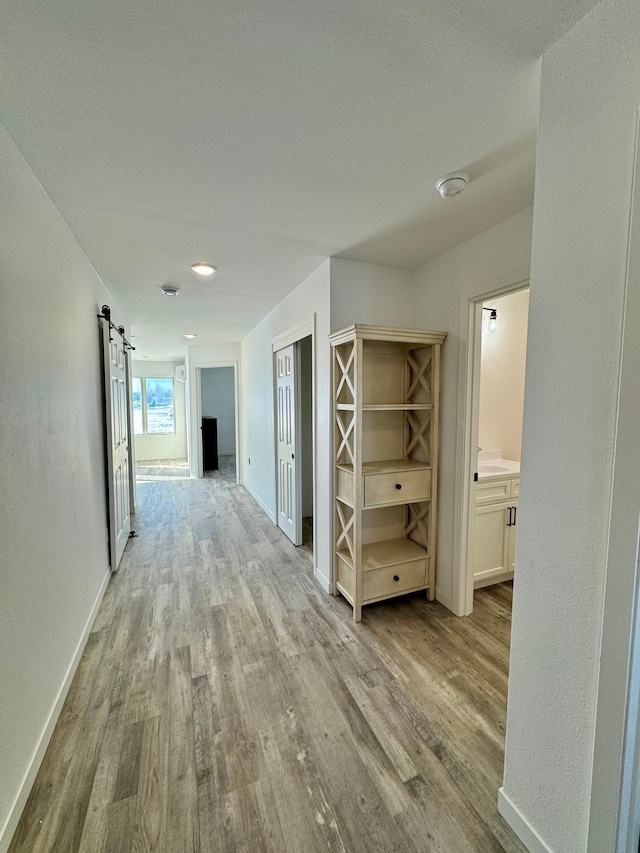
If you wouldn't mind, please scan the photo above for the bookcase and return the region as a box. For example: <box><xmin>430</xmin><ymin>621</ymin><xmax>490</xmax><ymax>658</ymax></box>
<box><xmin>330</xmin><ymin>324</ymin><xmax>447</xmax><ymax>621</ymax></box>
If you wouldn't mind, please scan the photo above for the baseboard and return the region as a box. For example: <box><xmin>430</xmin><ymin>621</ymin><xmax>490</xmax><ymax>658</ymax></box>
<box><xmin>242</xmin><ymin>482</ymin><xmax>276</xmax><ymax>524</ymax></box>
<box><xmin>0</xmin><ymin>570</ymin><xmax>111</xmax><ymax>853</ymax></box>
<box><xmin>314</xmin><ymin>565</ymin><xmax>332</xmax><ymax>593</ymax></box>
<box><xmin>435</xmin><ymin>587</ymin><xmax>453</xmax><ymax>612</ymax></box>
<box><xmin>474</xmin><ymin>569</ymin><xmax>514</xmax><ymax>590</ymax></box>
<box><xmin>498</xmin><ymin>787</ymin><xmax>554</xmax><ymax>853</ymax></box>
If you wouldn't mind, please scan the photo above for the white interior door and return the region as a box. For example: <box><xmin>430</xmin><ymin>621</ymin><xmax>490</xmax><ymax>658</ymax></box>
<box><xmin>275</xmin><ymin>344</ymin><xmax>301</xmax><ymax>545</ymax></box>
<box><xmin>103</xmin><ymin>326</ymin><xmax>131</xmax><ymax>570</ymax></box>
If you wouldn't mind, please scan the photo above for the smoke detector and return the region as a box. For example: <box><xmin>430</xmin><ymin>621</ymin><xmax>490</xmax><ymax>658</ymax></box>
<box><xmin>435</xmin><ymin>172</ymin><xmax>469</xmax><ymax>199</ymax></box>
<box><xmin>161</xmin><ymin>285</ymin><xmax>180</xmax><ymax>296</ymax></box>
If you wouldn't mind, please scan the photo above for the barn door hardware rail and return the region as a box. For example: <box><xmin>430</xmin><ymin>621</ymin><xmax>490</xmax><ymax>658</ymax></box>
<box><xmin>97</xmin><ymin>304</ymin><xmax>136</xmax><ymax>350</ymax></box>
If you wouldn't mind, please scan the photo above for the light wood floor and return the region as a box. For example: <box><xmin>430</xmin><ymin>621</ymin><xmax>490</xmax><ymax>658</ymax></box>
<box><xmin>9</xmin><ymin>461</ymin><xmax>525</xmax><ymax>853</ymax></box>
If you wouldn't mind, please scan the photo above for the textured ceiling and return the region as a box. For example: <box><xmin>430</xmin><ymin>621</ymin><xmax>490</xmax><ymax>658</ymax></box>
<box><xmin>1</xmin><ymin>0</ymin><xmax>599</xmax><ymax>359</ymax></box>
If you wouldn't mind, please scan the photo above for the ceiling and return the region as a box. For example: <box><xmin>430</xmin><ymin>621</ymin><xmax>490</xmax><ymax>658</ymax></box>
<box><xmin>1</xmin><ymin>0</ymin><xmax>599</xmax><ymax>360</ymax></box>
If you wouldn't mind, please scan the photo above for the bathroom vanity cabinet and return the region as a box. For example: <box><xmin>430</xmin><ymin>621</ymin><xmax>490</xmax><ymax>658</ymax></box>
<box><xmin>472</xmin><ymin>477</ymin><xmax>519</xmax><ymax>588</ymax></box>
<box><xmin>330</xmin><ymin>324</ymin><xmax>447</xmax><ymax>621</ymax></box>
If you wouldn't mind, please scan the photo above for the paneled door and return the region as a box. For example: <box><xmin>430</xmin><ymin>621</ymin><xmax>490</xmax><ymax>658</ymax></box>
<box><xmin>275</xmin><ymin>344</ymin><xmax>301</xmax><ymax>545</ymax></box>
<box><xmin>102</xmin><ymin>326</ymin><xmax>131</xmax><ymax>570</ymax></box>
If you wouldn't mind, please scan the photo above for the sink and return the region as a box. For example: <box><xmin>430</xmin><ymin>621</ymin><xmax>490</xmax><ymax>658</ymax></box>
<box><xmin>476</xmin><ymin>452</ymin><xmax>520</xmax><ymax>479</ymax></box>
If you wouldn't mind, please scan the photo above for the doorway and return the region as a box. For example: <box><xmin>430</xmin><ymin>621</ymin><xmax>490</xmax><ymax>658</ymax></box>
<box><xmin>462</xmin><ymin>284</ymin><xmax>529</xmax><ymax>614</ymax></box>
<box><xmin>199</xmin><ymin>366</ymin><xmax>237</xmax><ymax>480</ymax></box>
<box><xmin>272</xmin><ymin>324</ymin><xmax>315</xmax><ymax>560</ymax></box>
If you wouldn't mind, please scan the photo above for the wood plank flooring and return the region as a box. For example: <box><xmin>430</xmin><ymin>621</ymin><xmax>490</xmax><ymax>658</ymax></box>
<box><xmin>8</xmin><ymin>460</ymin><xmax>525</xmax><ymax>853</ymax></box>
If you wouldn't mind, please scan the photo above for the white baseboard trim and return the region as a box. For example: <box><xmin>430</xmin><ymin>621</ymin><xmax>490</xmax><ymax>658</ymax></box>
<box><xmin>498</xmin><ymin>787</ymin><xmax>554</xmax><ymax>853</ymax></box>
<box><xmin>242</xmin><ymin>483</ymin><xmax>277</xmax><ymax>524</ymax></box>
<box><xmin>314</xmin><ymin>565</ymin><xmax>332</xmax><ymax>593</ymax></box>
<box><xmin>435</xmin><ymin>587</ymin><xmax>453</xmax><ymax>612</ymax></box>
<box><xmin>0</xmin><ymin>570</ymin><xmax>111</xmax><ymax>853</ymax></box>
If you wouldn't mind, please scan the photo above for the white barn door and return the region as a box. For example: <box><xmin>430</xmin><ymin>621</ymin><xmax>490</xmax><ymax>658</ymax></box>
<box><xmin>102</xmin><ymin>323</ymin><xmax>131</xmax><ymax>570</ymax></box>
<box><xmin>275</xmin><ymin>344</ymin><xmax>301</xmax><ymax>545</ymax></box>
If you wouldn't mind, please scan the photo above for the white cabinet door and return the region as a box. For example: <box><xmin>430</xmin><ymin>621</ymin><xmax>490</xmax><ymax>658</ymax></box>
<box><xmin>507</xmin><ymin>506</ymin><xmax>517</xmax><ymax>573</ymax></box>
<box><xmin>472</xmin><ymin>502</ymin><xmax>515</xmax><ymax>588</ymax></box>
<box><xmin>275</xmin><ymin>344</ymin><xmax>301</xmax><ymax>545</ymax></box>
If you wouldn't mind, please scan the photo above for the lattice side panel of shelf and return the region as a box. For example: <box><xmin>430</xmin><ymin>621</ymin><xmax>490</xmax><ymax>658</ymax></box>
<box><xmin>403</xmin><ymin>502</ymin><xmax>430</xmax><ymax>551</ymax></box>
<box><xmin>404</xmin><ymin>408</ymin><xmax>432</xmax><ymax>465</ymax></box>
<box><xmin>405</xmin><ymin>345</ymin><xmax>433</xmax><ymax>406</ymax></box>
<box><xmin>335</xmin><ymin>501</ymin><xmax>355</xmax><ymax>564</ymax></box>
<box><xmin>335</xmin><ymin>409</ymin><xmax>356</xmax><ymax>467</ymax></box>
<box><xmin>334</xmin><ymin>341</ymin><xmax>356</xmax><ymax>407</ymax></box>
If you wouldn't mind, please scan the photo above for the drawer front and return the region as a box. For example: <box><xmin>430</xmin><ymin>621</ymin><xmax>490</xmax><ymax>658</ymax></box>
<box><xmin>363</xmin><ymin>558</ymin><xmax>427</xmax><ymax>602</ymax></box>
<box><xmin>476</xmin><ymin>479</ymin><xmax>511</xmax><ymax>506</ymax></box>
<box><xmin>364</xmin><ymin>470</ymin><xmax>430</xmax><ymax>507</ymax></box>
<box><xmin>511</xmin><ymin>478</ymin><xmax>520</xmax><ymax>499</ymax></box>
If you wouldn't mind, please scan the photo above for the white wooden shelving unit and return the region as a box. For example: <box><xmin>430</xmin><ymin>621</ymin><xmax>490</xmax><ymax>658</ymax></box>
<box><xmin>330</xmin><ymin>324</ymin><xmax>447</xmax><ymax>622</ymax></box>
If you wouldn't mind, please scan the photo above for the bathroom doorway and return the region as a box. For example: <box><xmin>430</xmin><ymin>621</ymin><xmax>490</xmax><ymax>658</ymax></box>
<box><xmin>461</xmin><ymin>284</ymin><xmax>529</xmax><ymax>614</ymax></box>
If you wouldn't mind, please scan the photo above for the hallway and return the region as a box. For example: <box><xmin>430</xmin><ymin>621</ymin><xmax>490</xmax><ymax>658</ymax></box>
<box><xmin>9</xmin><ymin>466</ymin><xmax>524</xmax><ymax>853</ymax></box>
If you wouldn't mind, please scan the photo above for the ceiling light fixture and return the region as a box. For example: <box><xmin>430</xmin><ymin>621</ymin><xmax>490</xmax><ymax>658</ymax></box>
<box><xmin>435</xmin><ymin>172</ymin><xmax>469</xmax><ymax>199</ymax></box>
<box><xmin>183</xmin><ymin>333</ymin><xmax>197</xmax><ymax>339</ymax></box>
<box><xmin>190</xmin><ymin>263</ymin><xmax>217</xmax><ymax>276</ymax></box>
<box><xmin>161</xmin><ymin>285</ymin><xmax>180</xmax><ymax>296</ymax></box>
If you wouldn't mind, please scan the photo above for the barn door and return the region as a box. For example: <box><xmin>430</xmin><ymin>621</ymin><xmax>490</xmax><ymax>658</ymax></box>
<box><xmin>275</xmin><ymin>343</ymin><xmax>301</xmax><ymax>545</ymax></box>
<box><xmin>102</xmin><ymin>321</ymin><xmax>131</xmax><ymax>570</ymax></box>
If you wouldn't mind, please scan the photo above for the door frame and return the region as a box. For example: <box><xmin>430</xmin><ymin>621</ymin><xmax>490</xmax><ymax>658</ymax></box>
<box><xmin>587</xmin><ymin>111</ymin><xmax>640</xmax><ymax>853</ymax></box>
<box><xmin>191</xmin><ymin>361</ymin><xmax>240</xmax><ymax>481</ymax></box>
<box><xmin>123</xmin><ymin>348</ymin><xmax>137</xmax><ymax>514</ymax></box>
<box><xmin>455</xmin><ymin>278</ymin><xmax>529</xmax><ymax>616</ymax></box>
<box><xmin>271</xmin><ymin>317</ymin><xmax>316</xmax><ymax>566</ymax></box>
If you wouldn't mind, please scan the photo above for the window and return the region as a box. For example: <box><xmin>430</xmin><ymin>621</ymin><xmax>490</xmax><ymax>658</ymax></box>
<box><xmin>133</xmin><ymin>377</ymin><xmax>175</xmax><ymax>435</ymax></box>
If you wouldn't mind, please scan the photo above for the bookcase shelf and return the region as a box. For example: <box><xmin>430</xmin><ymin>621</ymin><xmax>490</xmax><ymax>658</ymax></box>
<box><xmin>330</xmin><ymin>324</ymin><xmax>446</xmax><ymax>621</ymax></box>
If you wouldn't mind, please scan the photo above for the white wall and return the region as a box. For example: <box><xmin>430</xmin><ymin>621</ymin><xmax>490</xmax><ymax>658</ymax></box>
<box><xmin>132</xmin><ymin>360</ymin><xmax>187</xmax><ymax>461</ymax></box>
<box><xmin>241</xmin><ymin>257</ymin><xmax>419</xmax><ymax>590</ymax></box>
<box><xmin>185</xmin><ymin>342</ymin><xmax>241</xmax><ymax>478</ymax></box>
<box><xmin>411</xmin><ymin>207</ymin><xmax>533</xmax><ymax>611</ymax></box>
<box><xmin>500</xmin><ymin>3</ymin><xmax>640</xmax><ymax>851</ymax></box>
<box><xmin>241</xmin><ymin>261</ymin><xmax>331</xmax><ymax>585</ymax></box>
<box><xmin>0</xmin><ymin>126</ymin><xmax>125</xmax><ymax>851</ymax></box>
<box><xmin>330</xmin><ymin>257</ymin><xmax>413</xmax><ymax>331</ymax></box>
<box><xmin>200</xmin><ymin>366</ymin><xmax>236</xmax><ymax>455</ymax></box>
<box><xmin>478</xmin><ymin>289</ymin><xmax>529</xmax><ymax>462</ymax></box>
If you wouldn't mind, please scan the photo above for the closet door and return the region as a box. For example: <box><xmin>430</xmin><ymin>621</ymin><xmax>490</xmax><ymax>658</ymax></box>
<box><xmin>275</xmin><ymin>343</ymin><xmax>301</xmax><ymax>545</ymax></box>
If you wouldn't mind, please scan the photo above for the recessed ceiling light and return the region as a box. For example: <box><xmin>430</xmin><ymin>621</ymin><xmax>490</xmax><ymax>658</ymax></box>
<box><xmin>190</xmin><ymin>263</ymin><xmax>217</xmax><ymax>276</ymax></box>
<box><xmin>183</xmin><ymin>333</ymin><xmax>197</xmax><ymax>339</ymax></box>
<box><xmin>161</xmin><ymin>285</ymin><xmax>179</xmax><ymax>296</ymax></box>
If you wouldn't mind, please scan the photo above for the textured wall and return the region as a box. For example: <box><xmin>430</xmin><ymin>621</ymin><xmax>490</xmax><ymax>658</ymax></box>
<box><xmin>329</xmin><ymin>258</ymin><xmax>413</xmax><ymax>332</ymax></box>
<box><xmin>501</xmin><ymin>1</ymin><xmax>640</xmax><ymax>850</ymax></box>
<box><xmin>0</xmin><ymin>126</ymin><xmax>125</xmax><ymax>849</ymax></box>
